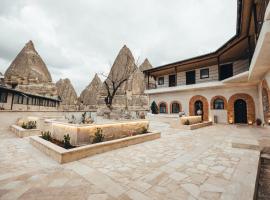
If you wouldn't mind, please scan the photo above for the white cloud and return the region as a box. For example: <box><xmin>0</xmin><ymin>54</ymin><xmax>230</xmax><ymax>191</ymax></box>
<box><xmin>0</xmin><ymin>0</ymin><xmax>237</xmax><ymax>93</ymax></box>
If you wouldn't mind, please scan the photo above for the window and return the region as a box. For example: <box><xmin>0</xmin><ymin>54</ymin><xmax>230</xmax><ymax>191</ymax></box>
<box><xmin>186</xmin><ymin>70</ymin><xmax>196</xmax><ymax>85</ymax></box>
<box><xmin>158</xmin><ymin>77</ymin><xmax>164</xmax><ymax>85</ymax></box>
<box><xmin>169</xmin><ymin>74</ymin><xmax>176</xmax><ymax>87</ymax></box>
<box><xmin>0</xmin><ymin>92</ymin><xmax>8</xmax><ymax>103</ymax></box>
<box><xmin>14</xmin><ymin>94</ymin><xmax>24</xmax><ymax>104</ymax></box>
<box><xmin>171</xmin><ymin>102</ymin><xmax>180</xmax><ymax>113</ymax></box>
<box><xmin>219</xmin><ymin>63</ymin><xmax>233</xmax><ymax>80</ymax></box>
<box><xmin>159</xmin><ymin>103</ymin><xmax>167</xmax><ymax>113</ymax></box>
<box><xmin>200</xmin><ymin>68</ymin><xmax>209</xmax><ymax>79</ymax></box>
<box><xmin>214</xmin><ymin>98</ymin><xmax>224</xmax><ymax>109</ymax></box>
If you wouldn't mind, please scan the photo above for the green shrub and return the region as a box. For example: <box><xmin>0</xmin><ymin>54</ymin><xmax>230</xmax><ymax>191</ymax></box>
<box><xmin>184</xmin><ymin>120</ymin><xmax>190</xmax><ymax>125</ymax></box>
<box><xmin>141</xmin><ymin>126</ymin><xmax>148</xmax><ymax>134</ymax></box>
<box><xmin>41</xmin><ymin>131</ymin><xmax>52</xmax><ymax>141</ymax></box>
<box><xmin>22</xmin><ymin>121</ymin><xmax>37</xmax><ymax>129</ymax></box>
<box><xmin>63</xmin><ymin>134</ymin><xmax>72</xmax><ymax>148</ymax></box>
<box><xmin>151</xmin><ymin>101</ymin><xmax>159</xmax><ymax>114</ymax></box>
<box><xmin>92</xmin><ymin>128</ymin><xmax>104</xmax><ymax>144</ymax></box>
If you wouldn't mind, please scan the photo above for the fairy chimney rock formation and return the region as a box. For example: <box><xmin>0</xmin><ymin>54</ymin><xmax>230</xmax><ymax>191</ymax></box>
<box><xmin>4</xmin><ymin>40</ymin><xmax>52</xmax><ymax>84</ymax></box>
<box><xmin>56</xmin><ymin>78</ymin><xmax>78</xmax><ymax>106</ymax></box>
<box><xmin>79</xmin><ymin>73</ymin><xmax>102</xmax><ymax>106</ymax></box>
<box><xmin>139</xmin><ymin>58</ymin><xmax>155</xmax><ymax>89</ymax></box>
<box><xmin>139</xmin><ymin>58</ymin><xmax>153</xmax><ymax>72</ymax></box>
<box><xmin>100</xmin><ymin>45</ymin><xmax>137</xmax><ymax>96</ymax></box>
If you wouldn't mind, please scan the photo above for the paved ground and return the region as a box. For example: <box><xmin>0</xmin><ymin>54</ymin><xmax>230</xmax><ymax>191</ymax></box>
<box><xmin>0</xmin><ymin>121</ymin><xmax>269</xmax><ymax>200</ymax></box>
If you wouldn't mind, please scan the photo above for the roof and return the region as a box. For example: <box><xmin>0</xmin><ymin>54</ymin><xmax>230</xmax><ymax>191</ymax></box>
<box><xmin>0</xmin><ymin>85</ymin><xmax>61</xmax><ymax>102</ymax></box>
<box><xmin>144</xmin><ymin>0</ymin><xmax>255</xmax><ymax>76</ymax></box>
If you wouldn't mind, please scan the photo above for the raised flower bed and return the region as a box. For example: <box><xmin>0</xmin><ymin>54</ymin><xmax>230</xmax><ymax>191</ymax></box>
<box><xmin>11</xmin><ymin>120</ymin><xmax>40</xmax><ymax>138</ymax></box>
<box><xmin>30</xmin><ymin>129</ymin><xmax>160</xmax><ymax>163</ymax></box>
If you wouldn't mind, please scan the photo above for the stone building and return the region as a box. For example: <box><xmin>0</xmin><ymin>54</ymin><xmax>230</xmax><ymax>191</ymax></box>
<box><xmin>143</xmin><ymin>0</ymin><xmax>270</xmax><ymax>125</ymax></box>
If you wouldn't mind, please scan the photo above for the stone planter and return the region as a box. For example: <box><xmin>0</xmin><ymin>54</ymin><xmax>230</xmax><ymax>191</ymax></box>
<box><xmin>10</xmin><ymin>125</ymin><xmax>41</xmax><ymax>138</ymax></box>
<box><xmin>51</xmin><ymin>120</ymin><xmax>149</xmax><ymax>146</ymax></box>
<box><xmin>30</xmin><ymin>131</ymin><xmax>160</xmax><ymax>163</ymax></box>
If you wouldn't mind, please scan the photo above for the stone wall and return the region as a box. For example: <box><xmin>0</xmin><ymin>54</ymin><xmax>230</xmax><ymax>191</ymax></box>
<box><xmin>149</xmin><ymin>84</ymin><xmax>259</xmax><ymax>124</ymax></box>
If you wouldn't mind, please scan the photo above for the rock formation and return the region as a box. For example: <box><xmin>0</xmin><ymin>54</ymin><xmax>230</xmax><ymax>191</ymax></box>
<box><xmin>99</xmin><ymin>45</ymin><xmax>137</xmax><ymax>96</ymax></box>
<box><xmin>5</xmin><ymin>40</ymin><xmax>52</xmax><ymax>84</ymax></box>
<box><xmin>139</xmin><ymin>58</ymin><xmax>152</xmax><ymax>72</ymax></box>
<box><xmin>4</xmin><ymin>40</ymin><xmax>57</xmax><ymax>97</ymax></box>
<box><xmin>139</xmin><ymin>58</ymin><xmax>156</xmax><ymax>89</ymax></box>
<box><xmin>56</xmin><ymin>78</ymin><xmax>78</xmax><ymax>109</ymax></box>
<box><xmin>79</xmin><ymin>73</ymin><xmax>102</xmax><ymax>108</ymax></box>
<box><xmin>0</xmin><ymin>72</ymin><xmax>4</xmax><ymax>85</ymax></box>
<box><xmin>97</xmin><ymin>45</ymin><xmax>149</xmax><ymax>117</ymax></box>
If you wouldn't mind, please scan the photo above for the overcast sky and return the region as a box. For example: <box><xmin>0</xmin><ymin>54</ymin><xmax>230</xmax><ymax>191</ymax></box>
<box><xmin>0</xmin><ymin>0</ymin><xmax>237</xmax><ymax>94</ymax></box>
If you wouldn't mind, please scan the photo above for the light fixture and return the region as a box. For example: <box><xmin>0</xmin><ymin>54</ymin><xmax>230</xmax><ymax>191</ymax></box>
<box><xmin>248</xmin><ymin>121</ymin><xmax>253</xmax><ymax>125</ymax></box>
<box><xmin>229</xmin><ymin>119</ymin><xmax>233</xmax><ymax>124</ymax></box>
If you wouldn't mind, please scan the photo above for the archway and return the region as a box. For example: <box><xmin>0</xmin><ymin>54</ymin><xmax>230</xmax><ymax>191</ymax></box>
<box><xmin>170</xmin><ymin>101</ymin><xmax>182</xmax><ymax>113</ymax></box>
<box><xmin>159</xmin><ymin>102</ymin><xmax>168</xmax><ymax>114</ymax></box>
<box><xmin>234</xmin><ymin>99</ymin><xmax>247</xmax><ymax>123</ymax></box>
<box><xmin>228</xmin><ymin>93</ymin><xmax>255</xmax><ymax>124</ymax></box>
<box><xmin>189</xmin><ymin>95</ymin><xmax>209</xmax><ymax>121</ymax></box>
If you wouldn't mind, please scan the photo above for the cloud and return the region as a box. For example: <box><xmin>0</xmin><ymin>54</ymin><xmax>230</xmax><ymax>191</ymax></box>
<box><xmin>0</xmin><ymin>0</ymin><xmax>237</xmax><ymax>93</ymax></box>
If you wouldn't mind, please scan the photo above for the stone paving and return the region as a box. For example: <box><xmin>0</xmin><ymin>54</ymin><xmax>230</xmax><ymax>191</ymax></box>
<box><xmin>0</xmin><ymin>121</ymin><xmax>269</xmax><ymax>200</ymax></box>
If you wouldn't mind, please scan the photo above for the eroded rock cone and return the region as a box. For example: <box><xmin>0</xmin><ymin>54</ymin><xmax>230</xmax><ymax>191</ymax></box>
<box><xmin>4</xmin><ymin>40</ymin><xmax>52</xmax><ymax>84</ymax></box>
<box><xmin>79</xmin><ymin>73</ymin><xmax>102</xmax><ymax>105</ymax></box>
<box><xmin>56</xmin><ymin>78</ymin><xmax>77</xmax><ymax>105</ymax></box>
<box><xmin>100</xmin><ymin>45</ymin><xmax>137</xmax><ymax>96</ymax></box>
<box><xmin>139</xmin><ymin>58</ymin><xmax>155</xmax><ymax>89</ymax></box>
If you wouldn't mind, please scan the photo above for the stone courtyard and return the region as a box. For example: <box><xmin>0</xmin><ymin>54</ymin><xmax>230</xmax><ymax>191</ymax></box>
<box><xmin>0</xmin><ymin>120</ymin><xmax>269</xmax><ymax>200</ymax></box>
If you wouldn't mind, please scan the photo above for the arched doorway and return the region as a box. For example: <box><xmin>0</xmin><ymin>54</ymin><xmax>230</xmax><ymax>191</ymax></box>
<box><xmin>234</xmin><ymin>99</ymin><xmax>247</xmax><ymax>123</ymax></box>
<box><xmin>194</xmin><ymin>100</ymin><xmax>204</xmax><ymax>120</ymax></box>
<box><xmin>189</xmin><ymin>95</ymin><xmax>209</xmax><ymax>121</ymax></box>
<box><xmin>228</xmin><ymin>93</ymin><xmax>255</xmax><ymax>124</ymax></box>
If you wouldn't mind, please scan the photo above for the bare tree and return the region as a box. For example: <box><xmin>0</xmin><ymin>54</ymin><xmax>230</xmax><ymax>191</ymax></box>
<box><xmin>100</xmin><ymin>55</ymin><xmax>139</xmax><ymax>110</ymax></box>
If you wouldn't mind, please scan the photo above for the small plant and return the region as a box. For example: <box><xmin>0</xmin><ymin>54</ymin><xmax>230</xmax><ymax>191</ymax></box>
<box><xmin>92</xmin><ymin>128</ymin><xmax>104</xmax><ymax>144</ymax></box>
<box><xmin>141</xmin><ymin>126</ymin><xmax>148</xmax><ymax>134</ymax></box>
<box><xmin>151</xmin><ymin>101</ymin><xmax>159</xmax><ymax>114</ymax></box>
<box><xmin>256</xmin><ymin>118</ymin><xmax>262</xmax><ymax>126</ymax></box>
<box><xmin>81</xmin><ymin>112</ymin><xmax>87</xmax><ymax>124</ymax></box>
<box><xmin>139</xmin><ymin>112</ymin><xmax>146</xmax><ymax>119</ymax></box>
<box><xmin>68</xmin><ymin>115</ymin><xmax>76</xmax><ymax>124</ymax></box>
<box><xmin>41</xmin><ymin>131</ymin><xmax>52</xmax><ymax>141</ymax></box>
<box><xmin>63</xmin><ymin>134</ymin><xmax>72</xmax><ymax>148</ymax></box>
<box><xmin>184</xmin><ymin>120</ymin><xmax>190</xmax><ymax>125</ymax></box>
<box><xmin>22</xmin><ymin>121</ymin><xmax>37</xmax><ymax>129</ymax></box>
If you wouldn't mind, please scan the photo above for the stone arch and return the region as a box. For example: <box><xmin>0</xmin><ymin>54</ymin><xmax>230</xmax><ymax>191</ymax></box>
<box><xmin>158</xmin><ymin>101</ymin><xmax>168</xmax><ymax>114</ymax></box>
<box><xmin>210</xmin><ymin>95</ymin><xmax>228</xmax><ymax>110</ymax></box>
<box><xmin>262</xmin><ymin>80</ymin><xmax>270</xmax><ymax>123</ymax></box>
<box><xmin>189</xmin><ymin>95</ymin><xmax>209</xmax><ymax>121</ymax></box>
<box><xmin>228</xmin><ymin>93</ymin><xmax>255</xmax><ymax>124</ymax></box>
<box><xmin>170</xmin><ymin>101</ymin><xmax>182</xmax><ymax>113</ymax></box>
